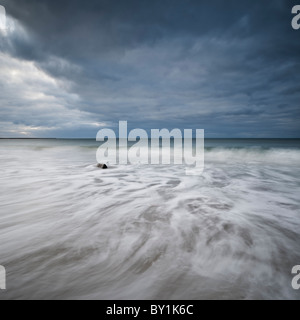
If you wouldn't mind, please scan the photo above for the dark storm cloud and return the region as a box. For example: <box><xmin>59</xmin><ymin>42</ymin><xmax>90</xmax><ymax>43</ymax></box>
<box><xmin>0</xmin><ymin>0</ymin><xmax>299</xmax><ymax>137</ymax></box>
<box><xmin>3</xmin><ymin>0</ymin><xmax>297</xmax><ymax>58</ymax></box>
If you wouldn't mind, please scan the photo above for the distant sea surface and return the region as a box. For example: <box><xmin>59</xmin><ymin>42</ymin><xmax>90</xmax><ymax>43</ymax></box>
<box><xmin>0</xmin><ymin>138</ymin><xmax>300</xmax><ymax>300</ymax></box>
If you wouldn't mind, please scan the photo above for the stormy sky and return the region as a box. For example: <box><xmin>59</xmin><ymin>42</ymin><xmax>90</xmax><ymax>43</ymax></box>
<box><xmin>0</xmin><ymin>0</ymin><xmax>299</xmax><ymax>138</ymax></box>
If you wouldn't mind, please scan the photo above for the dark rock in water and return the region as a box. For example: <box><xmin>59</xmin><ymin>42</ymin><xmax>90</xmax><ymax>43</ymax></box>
<box><xmin>97</xmin><ymin>163</ymin><xmax>108</xmax><ymax>169</ymax></box>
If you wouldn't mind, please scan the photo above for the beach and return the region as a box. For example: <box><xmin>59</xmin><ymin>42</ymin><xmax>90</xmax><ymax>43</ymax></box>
<box><xmin>0</xmin><ymin>139</ymin><xmax>299</xmax><ymax>299</ymax></box>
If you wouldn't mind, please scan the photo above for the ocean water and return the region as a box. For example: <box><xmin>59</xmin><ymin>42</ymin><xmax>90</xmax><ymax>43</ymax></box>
<box><xmin>0</xmin><ymin>138</ymin><xmax>299</xmax><ymax>300</ymax></box>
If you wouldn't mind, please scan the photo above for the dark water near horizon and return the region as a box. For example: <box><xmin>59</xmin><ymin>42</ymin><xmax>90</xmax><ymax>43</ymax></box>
<box><xmin>0</xmin><ymin>138</ymin><xmax>299</xmax><ymax>299</ymax></box>
<box><xmin>1</xmin><ymin>137</ymin><xmax>300</xmax><ymax>150</ymax></box>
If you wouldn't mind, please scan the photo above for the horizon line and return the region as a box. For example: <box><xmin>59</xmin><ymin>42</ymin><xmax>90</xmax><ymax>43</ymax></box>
<box><xmin>1</xmin><ymin>137</ymin><xmax>300</xmax><ymax>140</ymax></box>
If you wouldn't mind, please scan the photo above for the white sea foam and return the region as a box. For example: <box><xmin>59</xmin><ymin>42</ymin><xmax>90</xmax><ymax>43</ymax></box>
<box><xmin>0</xmin><ymin>140</ymin><xmax>299</xmax><ymax>299</ymax></box>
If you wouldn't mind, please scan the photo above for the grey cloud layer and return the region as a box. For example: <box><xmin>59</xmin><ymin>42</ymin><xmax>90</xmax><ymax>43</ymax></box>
<box><xmin>0</xmin><ymin>0</ymin><xmax>299</xmax><ymax>137</ymax></box>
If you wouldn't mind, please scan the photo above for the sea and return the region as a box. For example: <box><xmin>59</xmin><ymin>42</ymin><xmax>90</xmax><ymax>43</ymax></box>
<box><xmin>0</xmin><ymin>138</ymin><xmax>299</xmax><ymax>300</ymax></box>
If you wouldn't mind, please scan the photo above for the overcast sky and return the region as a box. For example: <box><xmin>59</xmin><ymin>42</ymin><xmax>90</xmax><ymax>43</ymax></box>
<box><xmin>0</xmin><ymin>0</ymin><xmax>299</xmax><ymax>138</ymax></box>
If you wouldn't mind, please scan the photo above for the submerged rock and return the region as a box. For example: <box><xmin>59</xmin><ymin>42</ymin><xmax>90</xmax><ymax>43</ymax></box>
<box><xmin>97</xmin><ymin>163</ymin><xmax>108</xmax><ymax>169</ymax></box>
